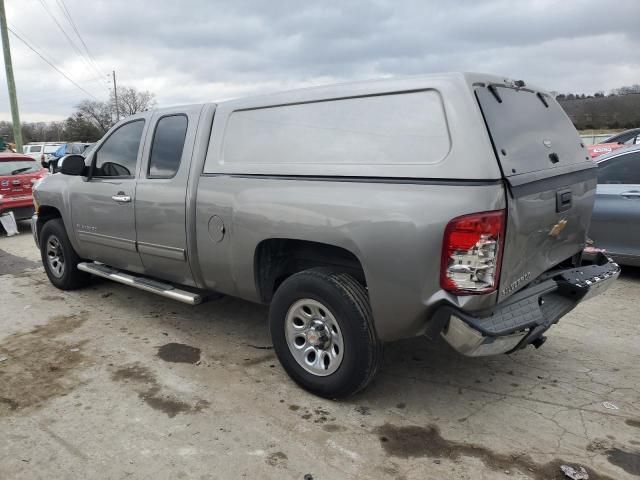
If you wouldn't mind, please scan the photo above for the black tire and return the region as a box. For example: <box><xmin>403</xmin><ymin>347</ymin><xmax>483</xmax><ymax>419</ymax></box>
<box><xmin>40</xmin><ymin>218</ymin><xmax>89</xmax><ymax>290</ymax></box>
<box><xmin>269</xmin><ymin>268</ymin><xmax>383</xmax><ymax>398</ymax></box>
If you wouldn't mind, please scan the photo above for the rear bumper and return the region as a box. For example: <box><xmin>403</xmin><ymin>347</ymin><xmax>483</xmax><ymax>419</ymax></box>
<box><xmin>433</xmin><ymin>253</ymin><xmax>620</xmax><ymax>356</ymax></box>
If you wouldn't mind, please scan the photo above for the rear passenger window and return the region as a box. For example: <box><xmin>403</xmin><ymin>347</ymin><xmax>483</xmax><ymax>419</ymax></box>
<box><xmin>93</xmin><ymin>120</ymin><xmax>144</xmax><ymax>177</ymax></box>
<box><xmin>30</xmin><ymin>146</ymin><xmax>42</xmax><ymax>153</ymax></box>
<box><xmin>148</xmin><ymin>115</ymin><xmax>188</xmax><ymax>178</ymax></box>
<box><xmin>597</xmin><ymin>152</ymin><xmax>640</xmax><ymax>184</ymax></box>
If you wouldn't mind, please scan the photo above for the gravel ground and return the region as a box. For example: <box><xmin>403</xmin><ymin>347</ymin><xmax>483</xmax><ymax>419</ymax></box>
<box><xmin>1</xmin><ymin>223</ymin><xmax>639</xmax><ymax>480</ymax></box>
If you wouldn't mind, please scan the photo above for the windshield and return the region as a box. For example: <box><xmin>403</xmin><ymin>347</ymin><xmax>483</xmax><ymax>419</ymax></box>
<box><xmin>0</xmin><ymin>160</ymin><xmax>40</xmax><ymax>176</ymax></box>
<box><xmin>602</xmin><ymin>130</ymin><xmax>640</xmax><ymax>145</ymax></box>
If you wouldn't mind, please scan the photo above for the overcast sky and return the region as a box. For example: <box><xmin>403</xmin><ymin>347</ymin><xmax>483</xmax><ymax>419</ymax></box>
<box><xmin>2</xmin><ymin>0</ymin><xmax>639</xmax><ymax>122</ymax></box>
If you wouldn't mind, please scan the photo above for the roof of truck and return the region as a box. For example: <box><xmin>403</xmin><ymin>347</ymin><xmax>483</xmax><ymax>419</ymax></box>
<box><xmin>215</xmin><ymin>72</ymin><xmax>548</xmax><ymax>109</ymax></box>
<box><xmin>147</xmin><ymin>72</ymin><xmax>548</xmax><ymax>115</ymax></box>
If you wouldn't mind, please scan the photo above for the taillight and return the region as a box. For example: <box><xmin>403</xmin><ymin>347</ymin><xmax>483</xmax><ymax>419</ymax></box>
<box><xmin>41</xmin><ymin>154</ymin><xmax>45</xmax><ymax>161</ymax></box>
<box><xmin>440</xmin><ymin>209</ymin><xmax>506</xmax><ymax>295</ymax></box>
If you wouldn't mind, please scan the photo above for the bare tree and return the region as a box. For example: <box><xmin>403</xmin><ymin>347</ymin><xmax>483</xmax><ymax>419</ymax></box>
<box><xmin>611</xmin><ymin>84</ymin><xmax>640</xmax><ymax>96</ymax></box>
<box><xmin>111</xmin><ymin>86</ymin><xmax>156</xmax><ymax>118</ymax></box>
<box><xmin>76</xmin><ymin>99</ymin><xmax>114</xmax><ymax>134</ymax></box>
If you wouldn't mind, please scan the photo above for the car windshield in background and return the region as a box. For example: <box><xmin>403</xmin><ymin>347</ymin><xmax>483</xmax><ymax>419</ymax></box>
<box><xmin>0</xmin><ymin>160</ymin><xmax>40</xmax><ymax>175</ymax></box>
<box><xmin>603</xmin><ymin>129</ymin><xmax>640</xmax><ymax>145</ymax></box>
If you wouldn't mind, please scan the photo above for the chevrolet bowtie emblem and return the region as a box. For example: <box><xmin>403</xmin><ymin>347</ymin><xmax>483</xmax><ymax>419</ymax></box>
<box><xmin>549</xmin><ymin>219</ymin><xmax>568</xmax><ymax>237</ymax></box>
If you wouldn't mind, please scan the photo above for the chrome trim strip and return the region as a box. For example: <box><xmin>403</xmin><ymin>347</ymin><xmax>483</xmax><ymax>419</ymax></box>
<box><xmin>77</xmin><ymin>231</ymin><xmax>137</xmax><ymax>252</ymax></box>
<box><xmin>137</xmin><ymin>241</ymin><xmax>186</xmax><ymax>261</ymax></box>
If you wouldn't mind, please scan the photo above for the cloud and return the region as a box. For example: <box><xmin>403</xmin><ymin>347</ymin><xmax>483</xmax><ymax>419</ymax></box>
<box><xmin>1</xmin><ymin>0</ymin><xmax>639</xmax><ymax>121</ymax></box>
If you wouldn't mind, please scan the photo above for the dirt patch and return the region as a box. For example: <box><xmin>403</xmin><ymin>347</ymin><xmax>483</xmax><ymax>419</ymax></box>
<box><xmin>0</xmin><ymin>249</ymin><xmax>39</xmax><ymax>276</ymax></box>
<box><xmin>41</xmin><ymin>295</ymin><xmax>65</xmax><ymax>301</ymax></box>
<box><xmin>322</xmin><ymin>424</ymin><xmax>346</xmax><ymax>433</ymax></box>
<box><xmin>242</xmin><ymin>353</ymin><xmax>275</xmax><ymax>366</ymax></box>
<box><xmin>626</xmin><ymin>419</ymin><xmax>640</xmax><ymax>429</ymax></box>
<box><xmin>266</xmin><ymin>451</ymin><xmax>288</xmax><ymax>468</ymax></box>
<box><xmin>157</xmin><ymin>343</ymin><xmax>201</xmax><ymax>364</ymax></box>
<box><xmin>0</xmin><ymin>313</ymin><xmax>89</xmax><ymax>415</ymax></box>
<box><xmin>374</xmin><ymin>423</ymin><xmax>615</xmax><ymax>480</ymax></box>
<box><xmin>111</xmin><ymin>363</ymin><xmax>209</xmax><ymax>418</ymax></box>
<box><xmin>355</xmin><ymin>405</ymin><xmax>371</xmax><ymax>416</ymax></box>
<box><xmin>606</xmin><ymin>448</ymin><xmax>640</xmax><ymax>476</ymax></box>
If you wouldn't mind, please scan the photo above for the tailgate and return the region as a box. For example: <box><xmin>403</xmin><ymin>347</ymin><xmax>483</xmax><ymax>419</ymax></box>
<box><xmin>475</xmin><ymin>83</ymin><xmax>597</xmax><ymax>301</ymax></box>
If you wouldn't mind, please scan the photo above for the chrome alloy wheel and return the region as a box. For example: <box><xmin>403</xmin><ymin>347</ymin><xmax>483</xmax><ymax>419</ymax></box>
<box><xmin>46</xmin><ymin>235</ymin><xmax>65</xmax><ymax>278</ymax></box>
<box><xmin>285</xmin><ymin>299</ymin><xmax>344</xmax><ymax>376</ymax></box>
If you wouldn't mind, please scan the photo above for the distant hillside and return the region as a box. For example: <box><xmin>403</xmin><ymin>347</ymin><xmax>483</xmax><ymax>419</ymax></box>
<box><xmin>558</xmin><ymin>94</ymin><xmax>640</xmax><ymax>130</ymax></box>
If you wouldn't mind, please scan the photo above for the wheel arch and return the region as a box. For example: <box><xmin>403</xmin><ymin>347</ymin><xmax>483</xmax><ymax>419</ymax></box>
<box><xmin>36</xmin><ymin>205</ymin><xmax>63</xmax><ymax>244</ymax></box>
<box><xmin>254</xmin><ymin>238</ymin><xmax>367</xmax><ymax>303</ymax></box>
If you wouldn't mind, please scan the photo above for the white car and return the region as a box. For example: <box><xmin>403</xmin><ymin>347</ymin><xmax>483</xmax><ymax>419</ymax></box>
<box><xmin>22</xmin><ymin>143</ymin><xmax>63</xmax><ymax>165</ymax></box>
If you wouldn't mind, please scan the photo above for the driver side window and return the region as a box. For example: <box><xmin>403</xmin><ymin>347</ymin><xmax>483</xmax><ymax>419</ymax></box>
<box><xmin>93</xmin><ymin>120</ymin><xmax>145</xmax><ymax>177</ymax></box>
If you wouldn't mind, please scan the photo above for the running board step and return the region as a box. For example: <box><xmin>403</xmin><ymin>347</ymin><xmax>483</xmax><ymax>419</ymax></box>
<box><xmin>77</xmin><ymin>262</ymin><xmax>205</xmax><ymax>305</ymax></box>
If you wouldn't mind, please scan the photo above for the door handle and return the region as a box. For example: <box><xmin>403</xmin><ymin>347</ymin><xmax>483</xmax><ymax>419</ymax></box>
<box><xmin>112</xmin><ymin>192</ymin><xmax>131</xmax><ymax>203</ymax></box>
<box><xmin>621</xmin><ymin>191</ymin><xmax>640</xmax><ymax>199</ymax></box>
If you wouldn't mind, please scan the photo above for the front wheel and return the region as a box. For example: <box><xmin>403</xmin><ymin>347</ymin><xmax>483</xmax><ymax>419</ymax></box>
<box><xmin>40</xmin><ymin>218</ymin><xmax>89</xmax><ymax>290</ymax></box>
<box><xmin>269</xmin><ymin>268</ymin><xmax>382</xmax><ymax>398</ymax></box>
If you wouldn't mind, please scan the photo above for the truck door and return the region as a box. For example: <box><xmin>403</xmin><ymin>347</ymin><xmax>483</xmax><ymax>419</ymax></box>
<box><xmin>134</xmin><ymin>105</ymin><xmax>203</xmax><ymax>286</ymax></box>
<box><xmin>70</xmin><ymin>118</ymin><xmax>147</xmax><ymax>272</ymax></box>
<box><xmin>590</xmin><ymin>149</ymin><xmax>640</xmax><ymax>261</ymax></box>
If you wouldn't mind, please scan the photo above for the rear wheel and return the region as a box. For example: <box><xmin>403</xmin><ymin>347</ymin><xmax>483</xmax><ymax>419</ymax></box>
<box><xmin>40</xmin><ymin>218</ymin><xmax>89</xmax><ymax>290</ymax></box>
<box><xmin>269</xmin><ymin>268</ymin><xmax>382</xmax><ymax>398</ymax></box>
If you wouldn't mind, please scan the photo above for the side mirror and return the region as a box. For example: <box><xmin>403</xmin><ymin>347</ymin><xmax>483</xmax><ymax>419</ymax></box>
<box><xmin>58</xmin><ymin>155</ymin><xmax>86</xmax><ymax>176</ymax></box>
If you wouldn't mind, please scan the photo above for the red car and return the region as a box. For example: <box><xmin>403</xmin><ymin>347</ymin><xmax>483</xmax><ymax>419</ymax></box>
<box><xmin>588</xmin><ymin>128</ymin><xmax>640</xmax><ymax>158</ymax></box>
<box><xmin>0</xmin><ymin>152</ymin><xmax>48</xmax><ymax>221</ymax></box>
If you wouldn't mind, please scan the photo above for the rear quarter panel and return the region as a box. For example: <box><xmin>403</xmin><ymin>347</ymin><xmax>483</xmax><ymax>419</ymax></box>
<box><xmin>195</xmin><ymin>176</ymin><xmax>505</xmax><ymax>341</ymax></box>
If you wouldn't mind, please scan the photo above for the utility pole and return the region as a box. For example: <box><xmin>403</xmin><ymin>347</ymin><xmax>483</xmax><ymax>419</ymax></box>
<box><xmin>112</xmin><ymin>70</ymin><xmax>119</xmax><ymax>121</ymax></box>
<box><xmin>0</xmin><ymin>0</ymin><xmax>23</xmax><ymax>152</ymax></box>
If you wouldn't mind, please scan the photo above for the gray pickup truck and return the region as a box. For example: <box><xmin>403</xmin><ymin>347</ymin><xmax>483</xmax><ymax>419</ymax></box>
<box><xmin>32</xmin><ymin>73</ymin><xmax>620</xmax><ymax>398</ymax></box>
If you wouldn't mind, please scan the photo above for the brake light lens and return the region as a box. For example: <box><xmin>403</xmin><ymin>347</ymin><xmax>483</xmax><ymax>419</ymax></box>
<box><xmin>440</xmin><ymin>209</ymin><xmax>506</xmax><ymax>295</ymax></box>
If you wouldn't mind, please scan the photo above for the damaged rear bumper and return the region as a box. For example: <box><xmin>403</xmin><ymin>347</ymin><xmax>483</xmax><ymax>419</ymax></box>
<box><xmin>433</xmin><ymin>253</ymin><xmax>620</xmax><ymax>356</ymax></box>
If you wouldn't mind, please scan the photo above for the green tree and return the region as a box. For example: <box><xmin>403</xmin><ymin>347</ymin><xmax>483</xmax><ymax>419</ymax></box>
<box><xmin>64</xmin><ymin>113</ymin><xmax>103</xmax><ymax>142</ymax></box>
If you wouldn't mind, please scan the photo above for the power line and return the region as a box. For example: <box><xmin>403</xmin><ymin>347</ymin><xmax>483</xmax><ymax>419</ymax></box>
<box><xmin>54</xmin><ymin>0</ymin><xmax>106</xmax><ymax>78</ymax></box>
<box><xmin>36</xmin><ymin>0</ymin><xmax>105</xmax><ymax>85</ymax></box>
<box><xmin>8</xmin><ymin>20</ymin><xmax>107</xmax><ymax>88</ymax></box>
<box><xmin>8</xmin><ymin>26</ymin><xmax>100</xmax><ymax>100</ymax></box>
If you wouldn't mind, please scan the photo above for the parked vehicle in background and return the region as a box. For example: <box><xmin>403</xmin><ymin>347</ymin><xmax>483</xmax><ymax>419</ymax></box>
<box><xmin>0</xmin><ymin>153</ymin><xmax>48</xmax><ymax>221</ymax></box>
<box><xmin>51</xmin><ymin>143</ymin><xmax>95</xmax><ymax>173</ymax></box>
<box><xmin>588</xmin><ymin>144</ymin><xmax>640</xmax><ymax>266</ymax></box>
<box><xmin>31</xmin><ymin>73</ymin><xmax>620</xmax><ymax>398</ymax></box>
<box><xmin>588</xmin><ymin>127</ymin><xmax>640</xmax><ymax>158</ymax></box>
<box><xmin>23</xmin><ymin>143</ymin><xmax>44</xmax><ymax>159</ymax></box>
<box><xmin>23</xmin><ymin>142</ymin><xmax>62</xmax><ymax>163</ymax></box>
<box><xmin>47</xmin><ymin>143</ymin><xmax>93</xmax><ymax>172</ymax></box>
